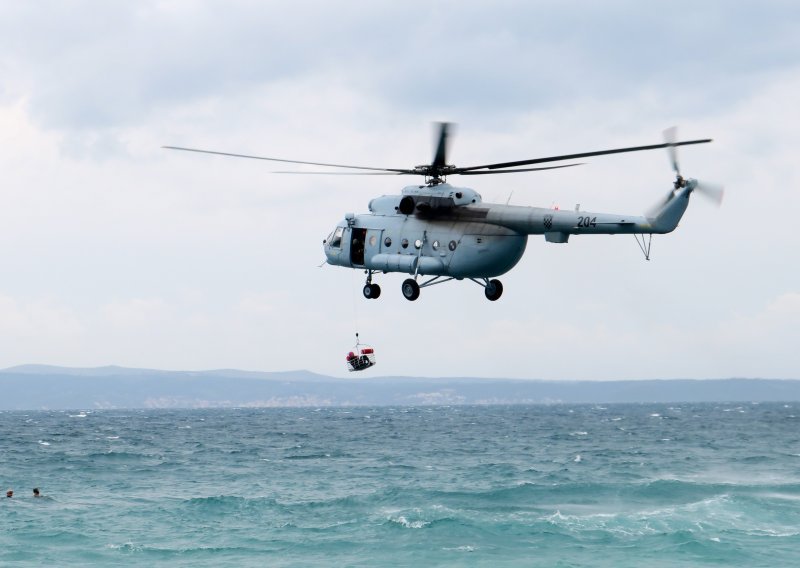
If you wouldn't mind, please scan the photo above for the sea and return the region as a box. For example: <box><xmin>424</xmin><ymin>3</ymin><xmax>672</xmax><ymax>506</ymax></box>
<box><xmin>2</xmin><ymin>403</ymin><xmax>800</xmax><ymax>567</ymax></box>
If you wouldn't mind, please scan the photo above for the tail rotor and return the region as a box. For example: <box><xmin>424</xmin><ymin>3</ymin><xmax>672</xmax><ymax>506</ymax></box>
<box><xmin>649</xmin><ymin>126</ymin><xmax>723</xmax><ymax>217</ymax></box>
<box><xmin>693</xmin><ymin>179</ymin><xmax>725</xmax><ymax>206</ymax></box>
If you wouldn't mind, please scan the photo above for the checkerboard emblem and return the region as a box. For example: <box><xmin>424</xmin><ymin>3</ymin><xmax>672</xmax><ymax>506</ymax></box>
<box><xmin>543</xmin><ymin>214</ymin><xmax>553</xmax><ymax>230</ymax></box>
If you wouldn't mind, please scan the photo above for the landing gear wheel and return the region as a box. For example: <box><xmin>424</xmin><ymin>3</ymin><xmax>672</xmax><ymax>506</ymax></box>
<box><xmin>485</xmin><ymin>279</ymin><xmax>503</xmax><ymax>301</ymax></box>
<box><xmin>363</xmin><ymin>283</ymin><xmax>382</xmax><ymax>299</ymax></box>
<box><xmin>401</xmin><ymin>278</ymin><xmax>420</xmax><ymax>301</ymax></box>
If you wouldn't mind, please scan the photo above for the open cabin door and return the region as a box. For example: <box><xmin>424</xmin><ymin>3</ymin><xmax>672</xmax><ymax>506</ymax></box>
<box><xmin>350</xmin><ymin>228</ymin><xmax>367</xmax><ymax>267</ymax></box>
<box><xmin>350</xmin><ymin>228</ymin><xmax>382</xmax><ymax>267</ymax></box>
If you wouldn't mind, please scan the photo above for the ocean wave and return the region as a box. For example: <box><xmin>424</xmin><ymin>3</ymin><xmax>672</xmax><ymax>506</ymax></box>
<box><xmin>283</xmin><ymin>451</ymin><xmax>355</xmax><ymax>460</ymax></box>
<box><xmin>422</xmin><ymin>477</ymin><xmax>797</xmax><ymax>511</ymax></box>
<box><xmin>541</xmin><ymin>490</ymin><xmax>800</xmax><ymax>545</ymax></box>
<box><xmin>386</xmin><ymin>514</ymin><xmax>431</xmax><ymax>529</ymax></box>
<box><xmin>105</xmin><ymin>541</ymin><xmax>143</xmax><ymax>553</ymax></box>
<box><xmin>105</xmin><ymin>541</ymin><xmax>265</xmax><ymax>557</ymax></box>
<box><xmin>6</xmin><ymin>404</ymin><xmax>800</xmax><ymax>565</ymax></box>
<box><xmin>383</xmin><ymin>506</ymin><xmax>460</xmax><ymax>530</ymax></box>
<box><xmin>443</xmin><ymin>545</ymin><xmax>477</xmax><ymax>552</ymax></box>
<box><xmin>86</xmin><ymin>451</ymin><xmax>156</xmax><ymax>461</ymax></box>
<box><xmin>542</xmin><ymin>496</ymin><xmax>732</xmax><ymax>538</ymax></box>
<box><xmin>180</xmin><ymin>495</ymin><xmax>282</xmax><ymax>517</ymax></box>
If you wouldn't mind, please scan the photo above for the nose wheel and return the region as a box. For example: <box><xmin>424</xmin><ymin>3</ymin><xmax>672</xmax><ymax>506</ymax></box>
<box><xmin>363</xmin><ymin>283</ymin><xmax>381</xmax><ymax>299</ymax></box>
<box><xmin>362</xmin><ymin>271</ymin><xmax>381</xmax><ymax>299</ymax></box>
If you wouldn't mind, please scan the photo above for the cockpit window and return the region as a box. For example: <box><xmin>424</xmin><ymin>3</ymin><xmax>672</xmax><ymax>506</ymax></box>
<box><xmin>329</xmin><ymin>227</ymin><xmax>343</xmax><ymax>248</ymax></box>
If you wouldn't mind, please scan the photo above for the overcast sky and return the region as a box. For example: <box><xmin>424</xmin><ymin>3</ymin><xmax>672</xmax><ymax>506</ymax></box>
<box><xmin>1</xmin><ymin>1</ymin><xmax>798</xmax><ymax>379</ymax></box>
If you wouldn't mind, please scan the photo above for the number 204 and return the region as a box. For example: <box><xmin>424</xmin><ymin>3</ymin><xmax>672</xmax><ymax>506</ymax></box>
<box><xmin>577</xmin><ymin>216</ymin><xmax>597</xmax><ymax>228</ymax></box>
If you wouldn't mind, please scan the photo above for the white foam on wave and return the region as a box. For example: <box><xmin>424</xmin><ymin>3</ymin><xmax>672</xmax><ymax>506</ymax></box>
<box><xmin>544</xmin><ymin>494</ymin><xmax>741</xmax><ymax>539</ymax></box>
<box><xmin>601</xmin><ymin>490</ymin><xmax>727</xmax><ymax>515</ymax></box>
<box><xmin>106</xmin><ymin>541</ymin><xmax>142</xmax><ymax>552</ymax></box>
<box><xmin>392</xmin><ymin>515</ymin><xmax>430</xmax><ymax>529</ymax></box>
<box><xmin>570</xmin><ymin>431</ymin><xmax>588</xmax><ymax>436</ymax></box>
<box><xmin>443</xmin><ymin>545</ymin><xmax>476</xmax><ymax>552</ymax></box>
<box><xmin>383</xmin><ymin>505</ymin><xmax>455</xmax><ymax>530</ymax></box>
<box><xmin>762</xmin><ymin>491</ymin><xmax>800</xmax><ymax>503</ymax></box>
<box><xmin>543</xmin><ymin>509</ymin><xmax>643</xmax><ymax>537</ymax></box>
<box><xmin>744</xmin><ymin>526</ymin><xmax>800</xmax><ymax>538</ymax></box>
<box><xmin>38</xmin><ymin>440</ymin><xmax>50</xmax><ymax>446</ymax></box>
<box><xmin>574</xmin><ymin>454</ymin><xmax>582</xmax><ymax>463</ymax></box>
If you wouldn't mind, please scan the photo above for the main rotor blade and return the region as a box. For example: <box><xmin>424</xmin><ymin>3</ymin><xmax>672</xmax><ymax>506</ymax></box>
<box><xmin>459</xmin><ymin>163</ymin><xmax>582</xmax><ymax>174</ymax></box>
<box><xmin>455</xmin><ymin>138</ymin><xmax>712</xmax><ymax>173</ymax></box>
<box><xmin>162</xmin><ymin>146</ymin><xmax>412</xmax><ymax>174</ymax></box>
<box><xmin>272</xmin><ymin>171</ymin><xmax>406</xmax><ymax>175</ymax></box>
<box><xmin>431</xmin><ymin>122</ymin><xmax>452</xmax><ymax>170</ymax></box>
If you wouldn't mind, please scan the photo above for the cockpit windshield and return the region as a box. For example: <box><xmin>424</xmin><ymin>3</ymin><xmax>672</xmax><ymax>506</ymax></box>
<box><xmin>328</xmin><ymin>226</ymin><xmax>344</xmax><ymax>248</ymax></box>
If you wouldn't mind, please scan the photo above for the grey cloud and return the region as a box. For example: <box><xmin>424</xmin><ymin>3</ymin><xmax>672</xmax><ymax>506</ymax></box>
<box><xmin>2</xmin><ymin>1</ymin><xmax>799</xmax><ymax>133</ymax></box>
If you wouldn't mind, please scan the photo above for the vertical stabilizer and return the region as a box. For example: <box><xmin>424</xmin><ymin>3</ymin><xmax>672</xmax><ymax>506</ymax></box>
<box><xmin>647</xmin><ymin>183</ymin><xmax>693</xmax><ymax>234</ymax></box>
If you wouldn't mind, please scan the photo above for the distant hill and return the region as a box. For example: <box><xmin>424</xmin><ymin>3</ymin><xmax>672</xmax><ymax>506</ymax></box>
<box><xmin>1</xmin><ymin>366</ymin><xmax>799</xmax><ymax>410</ymax></box>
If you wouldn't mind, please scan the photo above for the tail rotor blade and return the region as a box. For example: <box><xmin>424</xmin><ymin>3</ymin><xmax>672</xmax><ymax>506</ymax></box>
<box><xmin>646</xmin><ymin>190</ymin><xmax>676</xmax><ymax>218</ymax></box>
<box><xmin>695</xmin><ymin>181</ymin><xmax>725</xmax><ymax>206</ymax></box>
<box><xmin>663</xmin><ymin>126</ymin><xmax>680</xmax><ymax>176</ymax></box>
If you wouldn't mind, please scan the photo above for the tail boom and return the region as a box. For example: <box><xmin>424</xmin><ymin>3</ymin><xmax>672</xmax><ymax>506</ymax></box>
<box><xmin>484</xmin><ymin>186</ymin><xmax>693</xmax><ymax>239</ymax></box>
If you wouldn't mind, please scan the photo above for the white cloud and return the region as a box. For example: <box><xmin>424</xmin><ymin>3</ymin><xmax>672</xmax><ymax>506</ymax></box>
<box><xmin>0</xmin><ymin>2</ymin><xmax>798</xmax><ymax>380</ymax></box>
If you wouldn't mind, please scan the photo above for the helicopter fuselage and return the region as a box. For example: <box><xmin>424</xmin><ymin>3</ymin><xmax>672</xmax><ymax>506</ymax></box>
<box><xmin>323</xmin><ymin>182</ymin><xmax>691</xmax><ymax>301</ymax></box>
<box><xmin>326</xmin><ymin>213</ymin><xmax>528</xmax><ymax>279</ymax></box>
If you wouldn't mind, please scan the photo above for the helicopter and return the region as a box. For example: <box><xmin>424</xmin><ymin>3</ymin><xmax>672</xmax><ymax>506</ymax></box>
<box><xmin>165</xmin><ymin>123</ymin><xmax>721</xmax><ymax>302</ymax></box>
